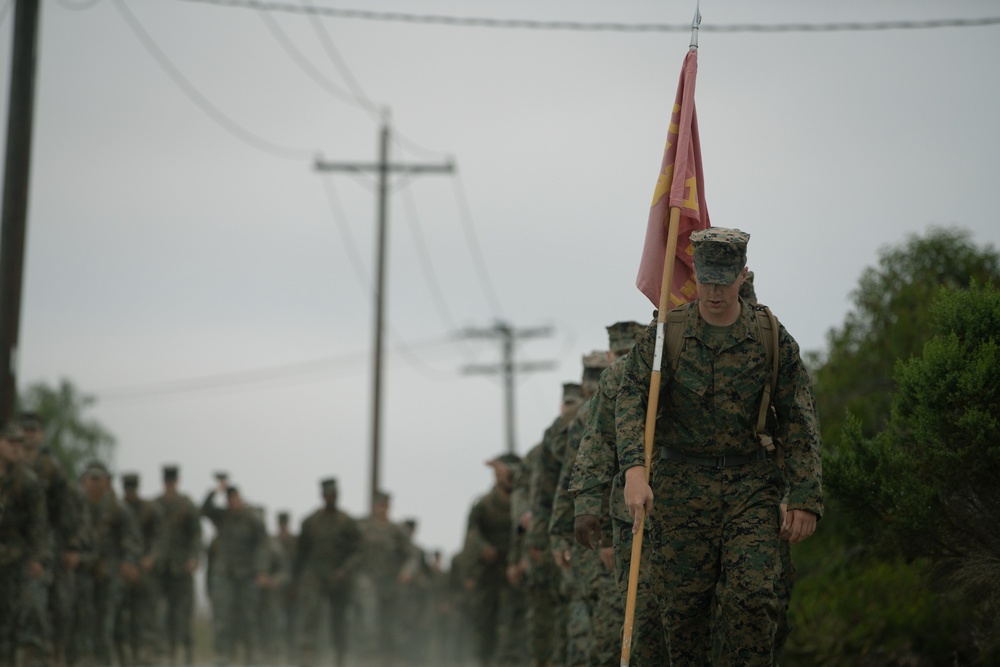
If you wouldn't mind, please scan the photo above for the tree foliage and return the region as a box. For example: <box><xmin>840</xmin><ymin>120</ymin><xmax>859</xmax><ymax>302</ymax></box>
<box><xmin>826</xmin><ymin>282</ymin><xmax>1000</xmax><ymax>660</ymax></box>
<box><xmin>811</xmin><ymin>227</ymin><xmax>1000</xmax><ymax>450</ymax></box>
<box><xmin>19</xmin><ymin>378</ymin><xmax>116</xmax><ymax>475</ymax></box>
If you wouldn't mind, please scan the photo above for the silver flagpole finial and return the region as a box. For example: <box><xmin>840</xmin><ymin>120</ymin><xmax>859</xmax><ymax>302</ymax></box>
<box><xmin>690</xmin><ymin>1</ymin><xmax>701</xmax><ymax>49</ymax></box>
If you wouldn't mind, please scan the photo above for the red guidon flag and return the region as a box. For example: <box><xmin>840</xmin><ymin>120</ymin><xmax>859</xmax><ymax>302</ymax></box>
<box><xmin>635</xmin><ymin>49</ymin><xmax>710</xmax><ymax>308</ymax></box>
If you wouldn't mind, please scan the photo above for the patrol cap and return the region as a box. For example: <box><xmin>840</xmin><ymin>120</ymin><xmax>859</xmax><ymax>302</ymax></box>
<box><xmin>606</xmin><ymin>321</ymin><xmax>645</xmax><ymax>356</ymax></box>
<box><xmin>320</xmin><ymin>477</ymin><xmax>338</xmax><ymax>495</ymax></box>
<box><xmin>162</xmin><ymin>465</ymin><xmax>179</xmax><ymax>482</ymax></box>
<box><xmin>739</xmin><ymin>270</ymin><xmax>758</xmax><ymax>305</ymax></box>
<box><xmin>562</xmin><ymin>382</ymin><xmax>584</xmax><ymax>402</ymax></box>
<box><xmin>277</xmin><ymin>511</ymin><xmax>290</xmax><ymax>525</ymax></box>
<box><xmin>122</xmin><ymin>472</ymin><xmax>140</xmax><ymax>489</ymax></box>
<box><xmin>582</xmin><ymin>350</ymin><xmax>611</xmax><ymax>384</ymax></box>
<box><xmin>82</xmin><ymin>460</ymin><xmax>110</xmax><ymax>479</ymax></box>
<box><xmin>403</xmin><ymin>518</ymin><xmax>417</xmax><ymax>530</ymax></box>
<box><xmin>489</xmin><ymin>452</ymin><xmax>522</xmax><ymax>467</ymax></box>
<box><xmin>690</xmin><ymin>227</ymin><xmax>749</xmax><ymax>285</ymax></box>
<box><xmin>0</xmin><ymin>421</ymin><xmax>23</xmax><ymax>441</ymax></box>
<box><xmin>19</xmin><ymin>412</ymin><xmax>43</xmax><ymax>432</ymax></box>
<box><xmin>373</xmin><ymin>490</ymin><xmax>391</xmax><ymax>505</ymax></box>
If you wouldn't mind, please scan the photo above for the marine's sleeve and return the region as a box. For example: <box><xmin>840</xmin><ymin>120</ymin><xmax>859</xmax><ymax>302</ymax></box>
<box><xmin>526</xmin><ymin>422</ymin><xmax>562</xmax><ymax>550</ymax></box>
<box><xmin>549</xmin><ymin>406</ymin><xmax>589</xmax><ymax>548</ymax></box>
<box><xmin>200</xmin><ymin>490</ymin><xmax>222</xmax><ymax>526</ymax></box>
<box><xmin>119</xmin><ymin>502</ymin><xmax>144</xmax><ymax>564</ymax></box>
<box><xmin>616</xmin><ymin>323</ymin><xmax>658</xmax><ymax>471</ymax></box>
<box><xmin>571</xmin><ymin>371</ymin><xmax>619</xmax><ymax>518</ymax></box>
<box><xmin>26</xmin><ymin>473</ymin><xmax>51</xmax><ymax>565</ymax></box>
<box><xmin>773</xmin><ymin>323</ymin><xmax>824</xmax><ymax>517</ymax></box>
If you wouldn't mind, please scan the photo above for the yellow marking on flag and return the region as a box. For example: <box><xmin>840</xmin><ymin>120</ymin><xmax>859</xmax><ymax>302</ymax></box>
<box><xmin>682</xmin><ymin>176</ymin><xmax>699</xmax><ymax>211</ymax></box>
<box><xmin>650</xmin><ymin>164</ymin><xmax>674</xmax><ymax>207</ymax></box>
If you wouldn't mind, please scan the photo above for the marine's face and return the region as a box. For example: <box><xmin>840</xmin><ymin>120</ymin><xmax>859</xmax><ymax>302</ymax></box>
<box><xmin>0</xmin><ymin>436</ymin><xmax>20</xmax><ymax>464</ymax></box>
<box><xmin>696</xmin><ymin>267</ymin><xmax>747</xmax><ymax>325</ymax></box>
<box><xmin>82</xmin><ymin>474</ymin><xmax>107</xmax><ymax>500</ymax></box>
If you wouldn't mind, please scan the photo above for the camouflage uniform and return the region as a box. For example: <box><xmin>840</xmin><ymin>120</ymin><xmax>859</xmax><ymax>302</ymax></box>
<box><xmin>355</xmin><ymin>493</ymin><xmax>413</xmax><ymax>666</ymax></box>
<box><xmin>527</xmin><ymin>384</ymin><xmax>582</xmax><ymax>667</ymax></box>
<box><xmin>21</xmin><ymin>434</ymin><xmax>86</xmax><ymax>667</ymax></box>
<box><xmin>201</xmin><ymin>487</ymin><xmax>270</xmax><ymax>665</ymax></box>
<box><xmin>518</xmin><ymin>442</ymin><xmax>560</xmax><ymax>667</ymax></box>
<box><xmin>154</xmin><ymin>466</ymin><xmax>201</xmax><ymax>666</ymax></box>
<box><xmin>117</xmin><ymin>474</ymin><xmax>166</xmax><ymax>666</ymax></box>
<box><xmin>293</xmin><ymin>479</ymin><xmax>363</xmax><ymax>667</ymax></box>
<box><xmin>462</xmin><ymin>457</ymin><xmax>523</xmax><ymax>667</ymax></box>
<box><xmin>72</xmin><ymin>463</ymin><xmax>143</xmax><ymax>667</ymax></box>
<box><xmin>616</xmin><ymin>229</ymin><xmax>823</xmax><ymax>666</ymax></box>
<box><xmin>275</xmin><ymin>513</ymin><xmax>298</xmax><ymax>662</ymax></box>
<box><xmin>570</xmin><ymin>324</ymin><xmax>668</xmax><ymax>667</ymax></box>
<box><xmin>0</xmin><ymin>430</ymin><xmax>50</xmax><ymax>667</ymax></box>
<box><xmin>252</xmin><ymin>506</ymin><xmax>285</xmax><ymax>664</ymax></box>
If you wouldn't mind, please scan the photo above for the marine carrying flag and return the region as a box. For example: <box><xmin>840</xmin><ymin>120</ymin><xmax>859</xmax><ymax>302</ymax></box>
<box><xmin>635</xmin><ymin>49</ymin><xmax>710</xmax><ymax>308</ymax></box>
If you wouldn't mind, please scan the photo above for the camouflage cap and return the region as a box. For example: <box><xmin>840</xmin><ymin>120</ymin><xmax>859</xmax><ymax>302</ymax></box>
<box><xmin>690</xmin><ymin>227</ymin><xmax>749</xmax><ymax>285</ymax></box>
<box><xmin>277</xmin><ymin>511</ymin><xmax>290</xmax><ymax>524</ymax></box>
<box><xmin>606</xmin><ymin>321</ymin><xmax>645</xmax><ymax>356</ymax></box>
<box><xmin>373</xmin><ymin>490</ymin><xmax>391</xmax><ymax>505</ymax></box>
<box><xmin>489</xmin><ymin>452</ymin><xmax>522</xmax><ymax>467</ymax></box>
<box><xmin>739</xmin><ymin>270</ymin><xmax>758</xmax><ymax>305</ymax></box>
<box><xmin>0</xmin><ymin>421</ymin><xmax>23</xmax><ymax>441</ymax></box>
<box><xmin>320</xmin><ymin>477</ymin><xmax>338</xmax><ymax>495</ymax></box>
<box><xmin>562</xmin><ymin>382</ymin><xmax>584</xmax><ymax>402</ymax></box>
<box><xmin>121</xmin><ymin>472</ymin><xmax>140</xmax><ymax>488</ymax></box>
<box><xmin>82</xmin><ymin>460</ymin><xmax>110</xmax><ymax>479</ymax></box>
<box><xmin>18</xmin><ymin>412</ymin><xmax>43</xmax><ymax>431</ymax></box>
<box><xmin>582</xmin><ymin>350</ymin><xmax>611</xmax><ymax>371</ymax></box>
<box><xmin>162</xmin><ymin>464</ymin><xmax>179</xmax><ymax>482</ymax></box>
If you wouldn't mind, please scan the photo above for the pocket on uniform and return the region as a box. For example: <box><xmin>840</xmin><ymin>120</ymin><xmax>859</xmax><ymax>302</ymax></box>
<box><xmin>730</xmin><ymin>364</ymin><xmax>766</xmax><ymax>400</ymax></box>
<box><xmin>673</xmin><ymin>362</ymin><xmax>709</xmax><ymax>397</ymax></box>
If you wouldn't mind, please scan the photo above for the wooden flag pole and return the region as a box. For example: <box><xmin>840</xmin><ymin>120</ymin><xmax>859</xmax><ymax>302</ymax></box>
<box><xmin>620</xmin><ymin>205</ymin><xmax>682</xmax><ymax>667</ymax></box>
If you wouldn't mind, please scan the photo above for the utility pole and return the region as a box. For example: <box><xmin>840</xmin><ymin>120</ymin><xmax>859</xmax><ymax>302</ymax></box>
<box><xmin>461</xmin><ymin>321</ymin><xmax>556</xmax><ymax>454</ymax></box>
<box><xmin>315</xmin><ymin>113</ymin><xmax>452</xmax><ymax>511</ymax></box>
<box><xmin>0</xmin><ymin>0</ymin><xmax>41</xmax><ymax>423</ymax></box>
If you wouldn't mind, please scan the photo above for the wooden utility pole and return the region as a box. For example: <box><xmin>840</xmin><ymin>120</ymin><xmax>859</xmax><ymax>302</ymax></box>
<box><xmin>461</xmin><ymin>321</ymin><xmax>556</xmax><ymax>454</ymax></box>
<box><xmin>0</xmin><ymin>0</ymin><xmax>41</xmax><ymax>423</ymax></box>
<box><xmin>315</xmin><ymin>115</ymin><xmax>453</xmax><ymax>511</ymax></box>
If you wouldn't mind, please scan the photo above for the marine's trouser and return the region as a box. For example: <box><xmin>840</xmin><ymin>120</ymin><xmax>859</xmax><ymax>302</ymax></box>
<box><xmin>649</xmin><ymin>457</ymin><xmax>783</xmax><ymax>667</ymax></box>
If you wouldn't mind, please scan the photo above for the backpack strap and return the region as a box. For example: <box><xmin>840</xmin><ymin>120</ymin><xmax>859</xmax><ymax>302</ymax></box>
<box><xmin>665</xmin><ymin>303</ymin><xmax>691</xmax><ymax>374</ymax></box>
<box><xmin>752</xmin><ymin>304</ymin><xmax>782</xmax><ymax>467</ymax></box>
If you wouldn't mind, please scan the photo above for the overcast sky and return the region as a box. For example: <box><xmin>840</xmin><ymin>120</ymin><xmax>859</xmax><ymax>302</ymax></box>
<box><xmin>5</xmin><ymin>0</ymin><xmax>999</xmax><ymax>558</ymax></box>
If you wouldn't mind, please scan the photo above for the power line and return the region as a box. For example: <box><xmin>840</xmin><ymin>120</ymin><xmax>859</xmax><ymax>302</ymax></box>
<box><xmin>254</xmin><ymin>7</ymin><xmax>363</xmax><ymax>109</ymax></box>
<box><xmin>110</xmin><ymin>0</ymin><xmax>315</xmax><ymax>160</ymax></box>
<box><xmin>93</xmin><ymin>335</ymin><xmax>461</xmax><ymax>403</ymax></box>
<box><xmin>317</xmin><ymin>176</ymin><xmax>465</xmax><ymax>382</ymax></box>
<box><xmin>450</xmin><ymin>173</ymin><xmax>505</xmax><ymax>319</ymax></box>
<box><xmin>171</xmin><ymin>1</ymin><xmax>1000</xmax><ymax>33</ymax></box>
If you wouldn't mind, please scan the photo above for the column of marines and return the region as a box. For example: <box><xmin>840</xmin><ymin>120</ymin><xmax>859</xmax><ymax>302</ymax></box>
<box><xmin>0</xmin><ymin>230</ymin><xmax>821</xmax><ymax>667</ymax></box>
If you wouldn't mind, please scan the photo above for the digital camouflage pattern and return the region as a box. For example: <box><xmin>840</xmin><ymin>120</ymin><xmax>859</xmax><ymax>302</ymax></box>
<box><xmin>294</xmin><ymin>502</ymin><xmax>363</xmax><ymax>667</ymax></box>
<box><xmin>154</xmin><ymin>484</ymin><xmax>201</xmax><ymax>665</ymax></box>
<box><xmin>201</xmin><ymin>491</ymin><xmax>269</xmax><ymax>664</ymax></box>
<box><xmin>616</xmin><ymin>299</ymin><xmax>822</xmax><ymax>665</ymax></box>
<box><xmin>570</xmin><ymin>344</ymin><xmax>667</xmax><ymax>667</ymax></box>
<box><xmin>0</xmin><ymin>461</ymin><xmax>49</xmax><ymax>665</ymax></box>
<box><xmin>689</xmin><ymin>227</ymin><xmax>749</xmax><ymax>285</ymax></box>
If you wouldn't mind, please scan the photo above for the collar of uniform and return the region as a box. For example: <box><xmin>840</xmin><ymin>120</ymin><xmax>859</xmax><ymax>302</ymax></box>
<box><xmin>686</xmin><ymin>298</ymin><xmax>758</xmax><ymax>349</ymax></box>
